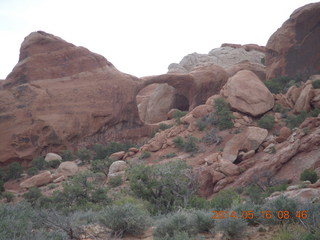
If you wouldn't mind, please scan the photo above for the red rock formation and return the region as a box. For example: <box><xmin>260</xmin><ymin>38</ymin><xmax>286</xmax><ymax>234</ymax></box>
<box><xmin>266</xmin><ymin>2</ymin><xmax>320</xmax><ymax>80</ymax></box>
<box><xmin>0</xmin><ymin>31</ymin><xmax>145</xmax><ymax>164</ymax></box>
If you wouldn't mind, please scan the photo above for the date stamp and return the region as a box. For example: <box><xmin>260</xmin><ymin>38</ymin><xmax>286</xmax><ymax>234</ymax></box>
<box><xmin>212</xmin><ymin>210</ymin><xmax>308</xmax><ymax>220</ymax></box>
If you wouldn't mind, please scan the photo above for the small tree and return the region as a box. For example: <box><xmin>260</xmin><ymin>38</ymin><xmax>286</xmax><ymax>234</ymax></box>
<box><xmin>300</xmin><ymin>169</ymin><xmax>318</xmax><ymax>184</ymax></box>
<box><xmin>6</xmin><ymin>162</ymin><xmax>23</xmax><ymax>180</ymax></box>
<box><xmin>213</xmin><ymin>98</ymin><xmax>234</xmax><ymax>130</ymax></box>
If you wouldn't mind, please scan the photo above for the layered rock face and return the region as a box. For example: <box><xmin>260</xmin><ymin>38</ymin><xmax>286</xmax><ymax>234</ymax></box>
<box><xmin>266</xmin><ymin>2</ymin><xmax>320</xmax><ymax>80</ymax></box>
<box><xmin>0</xmin><ymin>31</ymin><xmax>144</xmax><ymax>164</ymax></box>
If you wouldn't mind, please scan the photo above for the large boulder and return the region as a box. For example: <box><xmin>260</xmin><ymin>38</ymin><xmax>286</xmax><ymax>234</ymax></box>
<box><xmin>266</xmin><ymin>3</ymin><xmax>320</xmax><ymax>80</ymax></box>
<box><xmin>221</xmin><ymin>70</ymin><xmax>274</xmax><ymax>116</ymax></box>
<box><xmin>108</xmin><ymin>160</ymin><xmax>127</xmax><ymax>175</ymax></box>
<box><xmin>20</xmin><ymin>171</ymin><xmax>53</xmax><ymax>188</ymax></box>
<box><xmin>44</xmin><ymin>153</ymin><xmax>62</xmax><ymax>162</ymax></box>
<box><xmin>223</xmin><ymin>127</ymin><xmax>268</xmax><ymax>162</ymax></box>
<box><xmin>56</xmin><ymin>161</ymin><xmax>79</xmax><ymax>177</ymax></box>
<box><xmin>0</xmin><ymin>31</ymin><xmax>145</xmax><ymax>164</ymax></box>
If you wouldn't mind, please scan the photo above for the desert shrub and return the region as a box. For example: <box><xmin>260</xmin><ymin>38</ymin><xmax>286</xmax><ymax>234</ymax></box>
<box><xmin>188</xmin><ymin>196</ymin><xmax>210</xmax><ymax>209</ymax></box>
<box><xmin>263</xmin><ymin>195</ymin><xmax>298</xmax><ymax>224</ymax></box>
<box><xmin>27</xmin><ymin>166</ymin><xmax>39</xmax><ymax>176</ymax></box>
<box><xmin>300</xmin><ymin>169</ymin><xmax>318</xmax><ymax>184</ymax></box>
<box><xmin>159</xmin><ymin>123</ymin><xmax>173</xmax><ymax>131</ymax></box>
<box><xmin>183</xmin><ymin>135</ymin><xmax>199</xmax><ymax>153</ymax></box>
<box><xmin>210</xmin><ymin>188</ymin><xmax>240</xmax><ymax>210</ymax></box>
<box><xmin>266</xmin><ymin>183</ymin><xmax>288</xmax><ymax>195</ymax></box>
<box><xmin>92</xmin><ymin>142</ymin><xmax>134</xmax><ymax>160</ymax></box>
<box><xmin>6</xmin><ymin>162</ymin><xmax>23</xmax><ymax>180</ymax></box>
<box><xmin>196</xmin><ymin>118</ymin><xmax>207</xmax><ymax>131</ymax></box>
<box><xmin>154</xmin><ymin>231</ymin><xmax>193</xmax><ymax>240</ymax></box>
<box><xmin>213</xmin><ymin>98</ymin><xmax>234</xmax><ymax>130</ymax></box>
<box><xmin>173</xmin><ymin>110</ymin><xmax>188</xmax><ymax>124</ymax></box>
<box><xmin>173</xmin><ymin>136</ymin><xmax>185</xmax><ymax>149</ymax></box>
<box><xmin>233</xmin><ymin>202</ymin><xmax>262</xmax><ymax>225</ymax></box>
<box><xmin>46</xmin><ymin>159</ymin><xmax>61</xmax><ymax>169</ymax></box>
<box><xmin>286</xmin><ymin>111</ymin><xmax>308</xmax><ymax>129</ymax></box>
<box><xmin>128</xmin><ymin>160</ymin><xmax>198</xmax><ymax>214</ymax></box>
<box><xmin>214</xmin><ymin>216</ymin><xmax>248</xmax><ymax>239</ymax></box>
<box><xmin>90</xmin><ymin>158</ymin><xmax>114</xmax><ymax>176</ymax></box>
<box><xmin>201</xmin><ymin>128</ymin><xmax>222</xmax><ymax>145</ymax></box>
<box><xmin>264</xmin><ymin>76</ymin><xmax>300</xmax><ymax>94</ymax></box>
<box><xmin>297</xmin><ymin>202</ymin><xmax>320</xmax><ymax>237</ymax></box>
<box><xmin>274</xmin><ymin>103</ymin><xmax>290</xmax><ymax>114</ymax></box>
<box><xmin>108</xmin><ymin>176</ymin><xmax>123</xmax><ymax>188</ymax></box>
<box><xmin>258</xmin><ymin>114</ymin><xmax>275</xmax><ymax>130</ymax></box>
<box><xmin>271</xmin><ymin>224</ymin><xmax>319</xmax><ymax>240</ymax></box>
<box><xmin>2</xmin><ymin>192</ymin><xmax>14</xmax><ymax>202</ymax></box>
<box><xmin>139</xmin><ymin>151</ymin><xmax>151</xmax><ymax>159</ymax></box>
<box><xmin>23</xmin><ymin>187</ymin><xmax>43</xmax><ymax>206</ymax></box>
<box><xmin>76</xmin><ymin>148</ymin><xmax>92</xmax><ymax>162</ymax></box>
<box><xmin>312</xmin><ymin>79</ymin><xmax>320</xmax><ymax>89</ymax></box>
<box><xmin>244</xmin><ymin>184</ymin><xmax>267</xmax><ymax>204</ymax></box>
<box><xmin>50</xmin><ymin>171</ymin><xmax>110</xmax><ymax>212</ymax></box>
<box><xmin>31</xmin><ymin>156</ymin><xmax>47</xmax><ymax>170</ymax></box>
<box><xmin>113</xmin><ymin>196</ymin><xmax>152</xmax><ymax>213</ymax></box>
<box><xmin>99</xmin><ymin>203</ymin><xmax>150</xmax><ymax>238</ymax></box>
<box><xmin>61</xmin><ymin>150</ymin><xmax>74</xmax><ymax>162</ymax></box>
<box><xmin>154</xmin><ymin>210</ymin><xmax>213</xmax><ymax>238</ymax></box>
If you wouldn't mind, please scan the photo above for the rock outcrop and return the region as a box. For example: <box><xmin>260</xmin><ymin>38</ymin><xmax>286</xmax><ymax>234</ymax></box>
<box><xmin>0</xmin><ymin>31</ymin><xmax>146</xmax><ymax>164</ymax></box>
<box><xmin>169</xmin><ymin>44</ymin><xmax>265</xmax><ymax>73</ymax></box>
<box><xmin>221</xmin><ymin>70</ymin><xmax>274</xmax><ymax>116</ymax></box>
<box><xmin>266</xmin><ymin>2</ymin><xmax>320</xmax><ymax>80</ymax></box>
<box><xmin>20</xmin><ymin>171</ymin><xmax>53</xmax><ymax>188</ymax></box>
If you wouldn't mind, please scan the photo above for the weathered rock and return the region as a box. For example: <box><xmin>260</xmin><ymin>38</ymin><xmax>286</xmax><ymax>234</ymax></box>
<box><xmin>108</xmin><ymin>160</ymin><xmax>127</xmax><ymax>175</ymax></box>
<box><xmin>56</xmin><ymin>161</ymin><xmax>79</xmax><ymax>177</ymax></box>
<box><xmin>294</xmin><ymin>82</ymin><xmax>314</xmax><ymax>113</ymax></box>
<box><xmin>109</xmin><ymin>151</ymin><xmax>126</xmax><ymax>160</ymax></box>
<box><xmin>128</xmin><ymin>147</ymin><xmax>139</xmax><ymax>153</ymax></box>
<box><xmin>226</xmin><ymin>61</ymin><xmax>266</xmax><ymax>80</ymax></box>
<box><xmin>268</xmin><ymin>189</ymin><xmax>320</xmax><ymax>203</ymax></box>
<box><xmin>140</xmin><ymin>64</ymin><xmax>228</xmax><ymax>109</ymax></box>
<box><xmin>44</xmin><ymin>153</ymin><xmax>62</xmax><ymax>162</ymax></box>
<box><xmin>266</xmin><ymin>2</ymin><xmax>320</xmax><ymax>80</ymax></box>
<box><xmin>276</xmin><ymin>127</ymin><xmax>292</xmax><ymax>143</ymax></box>
<box><xmin>0</xmin><ymin>31</ymin><xmax>146</xmax><ymax>164</ymax></box>
<box><xmin>217</xmin><ymin>159</ymin><xmax>240</xmax><ymax>176</ymax></box>
<box><xmin>221</xmin><ymin>70</ymin><xmax>274</xmax><ymax>117</ymax></box>
<box><xmin>242</xmin><ymin>150</ymin><xmax>255</xmax><ymax>160</ymax></box>
<box><xmin>190</xmin><ymin>104</ymin><xmax>213</xmax><ymax>118</ymax></box>
<box><xmin>204</xmin><ymin>153</ymin><xmax>220</xmax><ymax>165</ymax></box>
<box><xmin>210</xmin><ymin>170</ymin><xmax>225</xmax><ymax>185</ymax></box>
<box><xmin>223</xmin><ymin>127</ymin><xmax>268</xmax><ymax>162</ymax></box>
<box><xmin>20</xmin><ymin>171</ymin><xmax>53</xmax><ymax>188</ymax></box>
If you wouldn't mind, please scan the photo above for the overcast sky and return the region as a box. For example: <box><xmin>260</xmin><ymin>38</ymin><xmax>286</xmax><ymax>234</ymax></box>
<box><xmin>0</xmin><ymin>0</ymin><xmax>316</xmax><ymax>79</ymax></box>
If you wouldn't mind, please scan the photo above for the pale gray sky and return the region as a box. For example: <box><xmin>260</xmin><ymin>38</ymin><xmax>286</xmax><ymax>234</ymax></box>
<box><xmin>0</xmin><ymin>0</ymin><xmax>316</xmax><ymax>79</ymax></box>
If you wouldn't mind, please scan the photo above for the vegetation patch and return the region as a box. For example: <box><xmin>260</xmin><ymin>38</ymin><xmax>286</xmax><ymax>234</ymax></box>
<box><xmin>257</xmin><ymin>114</ymin><xmax>275</xmax><ymax>130</ymax></box>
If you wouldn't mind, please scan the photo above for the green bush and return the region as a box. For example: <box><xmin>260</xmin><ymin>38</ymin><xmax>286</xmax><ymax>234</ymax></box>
<box><xmin>99</xmin><ymin>203</ymin><xmax>151</xmax><ymax>238</ymax></box>
<box><xmin>6</xmin><ymin>162</ymin><xmax>22</xmax><ymax>180</ymax></box>
<box><xmin>196</xmin><ymin>118</ymin><xmax>207</xmax><ymax>131</ymax></box>
<box><xmin>61</xmin><ymin>150</ymin><xmax>74</xmax><ymax>162</ymax></box>
<box><xmin>312</xmin><ymin>79</ymin><xmax>320</xmax><ymax>89</ymax></box>
<box><xmin>2</xmin><ymin>192</ymin><xmax>14</xmax><ymax>202</ymax></box>
<box><xmin>27</xmin><ymin>167</ymin><xmax>39</xmax><ymax>176</ymax></box>
<box><xmin>46</xmin><ymin>159</ymin><xmax>61</xmax><ymax>169</ymax></box>
<box><xmin>172</xmin><ymin>110</ymin><xmax>187</xmax><ymax>124</ymax></box>
<box><xmin>264</xmin><ymin>76</ymin><xmax>300</xmax><ymax>94</ymax></box>
<box><xmin>154</xmin><ymin>210</ymin><xmax>214</xmax><ymax>239</ymax></box>
<box><xmin>90</xmin><ymin>158</ymin><xmax>114</xmax><ymax>176</ymax></box>
<box><xmin>173</xmin><ymin>136</ymin><xmax>185</xmax><ymax>149</ymax></box>
<box><xmin>244</xmin><ymin>184</ymin><xmax>267</xmax><ymax>204</ymax></box>
<box><xmin>183</xmin><ymin>136</ymin><xmax>199</xmax><ymax>153</ymax></box>
<box><xmin>23</xmin><ymin>187</ymin><xmax>43</xmax><ymax>206</ymax></box>
<box><xmin>155</xmin><ymin>231</ymin><xmax>193</xmax><ymax>240</ymax></box>
<box><xmin>0</xmin><ymin>180</ymin><xmax>4</xmax><ymax>192</ymax></box>
<box><xmin>300</xmin><ymin>169</ymin><xmax>318</xmax><ymax>184</ymax></box>
<box><xmin>258</xmin><ymin>114</ymin><xmax>275</xmax><ymax>130</ymax></box>
<box><xmin>31</xmin><ymin>156</ymin><xmax>46</xmax><ymax>170</ymax></box>
<box><xmin>108</xmin><ymin>176</ymin><xmax>123</xmax><ymax>188</ymax></box>
<box><xmin>76</xmin><ymin>148</ymin><xmax>92</xmax><ymax>162</ymax></box>
<box><xmin>159</xmin><ymin>123</ymin><xmax>173</xmax><ymax>131</ymax></box>
<box><xmin>139</xmin><ymin>151</ymin><xmax>151</xmax><ymax>159</ymax></box>
<box><xmin>213</xmin><ymin>98</ymin><xmax>234</xmax><ymax>130</ymax></box>
<box><xmin>286</xmin><ymin>111</ymin><xmax>308</xmax><ymax>129</ymax></box>
<box><xmin>187</xmin><ymin>196</ymin><xmax>210</xmax><ymax>209</ymax></box>
<box><xmin>210</xmin><ymin>188</ymin><xmax>240</xmax><ymax>210</ymax></box>
<box><xmin>214</xmin><ymin>217</ymin><xmax>248</xmax><ymax>239</ymax></box>
<box><xmin>161</xmin><ymin>152</ymin><xmax>177</xmax><ymax>159</ymax></box>
<box><xmin>128</xmin><ymin>160</ymin><xmax>197</xmax><ymax>214</ymax></box>
<box><xmin>263</xmin><ymin>195</ymin><xmax>298</xmax><ymax>224</ymax></box>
